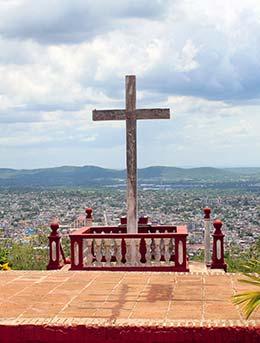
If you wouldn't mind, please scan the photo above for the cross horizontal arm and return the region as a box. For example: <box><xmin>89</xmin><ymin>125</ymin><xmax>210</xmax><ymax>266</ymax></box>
<box><xmin>93</xmin><ymin>108</ymin><xmax>170</xmax><ymax>121</ymax></box>
<box><xmin>135</xmin><ymin>108</ymin><xmax>170</xmax><ymax>120</ymax></box>
<box><xmin>93</xmin><ymin>109</ymin><xmax>125</xmax><ymax>121</ymax></box>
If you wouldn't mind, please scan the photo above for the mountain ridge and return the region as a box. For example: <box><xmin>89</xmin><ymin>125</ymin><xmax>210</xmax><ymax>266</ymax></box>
<box><xmin>0</xmin><ymin>165</ymin><xmax>259</xmax><ymax>187</ymax></box>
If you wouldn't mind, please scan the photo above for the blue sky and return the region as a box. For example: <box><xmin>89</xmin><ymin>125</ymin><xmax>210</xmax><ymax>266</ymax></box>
<box><xmin>0</xmin><ymin>0</ymin><xmax>260</xmax><ymax>169</ymax></box>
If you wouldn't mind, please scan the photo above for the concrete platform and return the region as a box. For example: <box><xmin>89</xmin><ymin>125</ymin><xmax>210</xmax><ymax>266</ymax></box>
<box><xmin>0</xmin><ymin>270</ymin><xmax>259</xmax><ymax>342</ymax></box>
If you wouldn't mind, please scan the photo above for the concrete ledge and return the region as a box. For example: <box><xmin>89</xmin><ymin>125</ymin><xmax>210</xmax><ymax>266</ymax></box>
<box><xmin>0</xmin><ymin>323</ymin><xmax>259</xmax><ymax>343</ymax></box>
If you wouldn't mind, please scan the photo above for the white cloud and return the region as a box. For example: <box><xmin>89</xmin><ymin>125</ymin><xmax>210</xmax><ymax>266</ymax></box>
<box><xmin>175</xmin><ymin>40</ymin><xmax>199</xmax><ymax>72</ymax></box>
<box><xmin>0</xmin><ymin>0</ymin><xmax>259</xmax><ymax>168</ymax></box>
<box><xmin>0</xmin><ymin>0</ymin><xmax>170</xmax><ymax>44</ymax></box>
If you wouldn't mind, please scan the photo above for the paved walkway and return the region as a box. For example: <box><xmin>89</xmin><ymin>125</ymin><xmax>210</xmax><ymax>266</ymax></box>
<box><xmin>0</xmin><ymin>270</ymin><xmax>259</xmax><ymax>327</ymax></box>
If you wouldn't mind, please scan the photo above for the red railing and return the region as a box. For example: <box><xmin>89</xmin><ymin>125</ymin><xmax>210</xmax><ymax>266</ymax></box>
<box><xmin>47</xmin><ymin>208</ymin><xmax>228</xmax><ymax>272</ymax></box>
<box><xmin>69</xmin><ymin>224</ymin><xmax>189</xmax><ymax>272</ymax></box>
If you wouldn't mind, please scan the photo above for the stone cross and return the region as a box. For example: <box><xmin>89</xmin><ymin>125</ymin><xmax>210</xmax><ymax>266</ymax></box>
<box><xmin>93</xmin><ymin>75</ymin><xmax>170</xmax><ymax>233</ymax></box>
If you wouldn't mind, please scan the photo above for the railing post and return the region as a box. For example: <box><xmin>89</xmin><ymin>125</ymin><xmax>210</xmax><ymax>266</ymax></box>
<box><xmin>175</xmin><ymin>237</ymin><xmax>182</xmax><ymax>270</ymax></box>
<box><xmin>211</xmin><ymin>219</ymin><xmax>227</xmax><ymax>272</ymax></box>
<box><xmin>78</xmin><ymin>237</ymin><xmax>84</xmax><ymax>269</ymax></box>
<box><xmin>175</xmin><ymin>231</ymin><xmax>189</xmax><ymax>272</ymax></box>
<box><xmin>70</xmin><ymin>237</ymin><xmax>76</xmax><ymax>269</ymax></box>
<box><xmin>47</xmin><ymin>222</ymin><xmax>63</xmax><ymax>270</ymax></box>
<box><xmin>70</xmin><ymin>237</ymin><xmax>84</xmax><ymax>270</ymax></box>
<box><xmin>182</xmin><ymin>236</ymin><xmax>188</xmax><ymax>271</ymax></box>
<box><xmin>204</xmin><ymin>207</ymin><xmax>211</xmax><ymax>267</ymax></box>
<box><xmin>86</xmin><ymin>208</ymin><xmax>93</xmax><ymax>226</ymax></box>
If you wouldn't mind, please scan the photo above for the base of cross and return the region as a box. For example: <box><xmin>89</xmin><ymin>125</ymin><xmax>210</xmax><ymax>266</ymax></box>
<box><xmin>48</xmin><ymin>214</ymin><xmax>189</xmax><ymax>272</ymax></box>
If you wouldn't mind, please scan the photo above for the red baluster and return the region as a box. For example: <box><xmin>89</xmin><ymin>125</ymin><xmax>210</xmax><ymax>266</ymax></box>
<box><xmin>78</xmin><ymin>238</ymin><xmax>84</xmax><ymax>269</ymax></box>
<box><xmin>204</xmin><ymin>207</ymin><xmax>211</xmax><ymax>219</ymax></box>
<box><xmin>211</xmin><ymin>219</ymin><xmax>227</xmax><ymax>272</ymax></box>
<box><xmin>174</xmin><ymin>237</ymin><xmax>180</xmax><ymax>269</ymax></box>
<box><xmin>85</xmin><ymin>207</ymin><xmax>93</xmax><ymax>226</ymax></box>
<box><xmin>47</xmin><ymin>222</ymin><xmax>63</xmax><ymax>270</ymax></box>
<box><xmin>70</xmin><ymin>237</ymin><xmax>84</xmax><ymax>270</ymax></box>
<box><xmin>138</xmin><ymin>216</ymin><xmax>149</xmax><ymax>225</ymax></box>
<box><xmin>204</xmin><ymin>207</ymin><xmax>211</xmax><ymax>267</ymax></box>
<box><xmin>120</xmin><ymin>216</ymin><xmax>127</xmax><ymax>225</ymax></box>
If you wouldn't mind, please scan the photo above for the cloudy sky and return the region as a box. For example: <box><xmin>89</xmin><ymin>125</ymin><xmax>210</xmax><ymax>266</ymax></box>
<box><xmin>0</xmin><ymin>0</ymin><xmax>260</xmax><ymax>169</ymax></box>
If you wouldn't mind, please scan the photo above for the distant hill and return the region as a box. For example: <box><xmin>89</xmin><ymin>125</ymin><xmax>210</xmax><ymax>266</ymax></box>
<box><xmin>138</xmin><ymin>166</ymin><xmax>233</xmax><ymax>181</ymax></box>
<box><xmin>0</xmin><ymin>166</ymin><xmax>124</xmax><ymax>187</ymax></box>
<box><xmin>224</xmin><ymin>167</ymin><xmax>260</xmax><ymax>175</ymax></box>
<box><xmin>0</xmin><ymin>165</ymin><xmax>259</xmax><ymax>187</ymax></box>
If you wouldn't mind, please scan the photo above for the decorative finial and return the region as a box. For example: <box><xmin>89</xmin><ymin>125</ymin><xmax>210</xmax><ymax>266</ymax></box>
<box><xmin>50</xmin><ymin>222</ymin><xmax>59</xmax><ymax>234</ymax></box>
<box><xmin>138</xmin><ymin>216</ymin><xmax>149</xmax><ymax>225</ymax></box>
<box><xmin>85</xmin><ymin>207</ymin><xmax>93</xmax><ymax>219</ymax></box>
<box><xmin>204</xmin><ymin>207</ymin><xmax>211</xmax><ymax>219</ymax></box>
<box><xmin>213</xmin><ymin>219</ymin><xmax>223</xmax><ymax>233</ymax></box>
<box><xmin>120</xmin><ymin>216</ymin><xmax>127</xmax><ymax>225</ymax></box>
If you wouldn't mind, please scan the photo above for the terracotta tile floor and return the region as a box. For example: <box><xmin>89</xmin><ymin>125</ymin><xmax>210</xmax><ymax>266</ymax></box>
<box><xmin>0</xmin><ymin>270</ymin><xmax>259</xmax><ymax>327</ymax></box>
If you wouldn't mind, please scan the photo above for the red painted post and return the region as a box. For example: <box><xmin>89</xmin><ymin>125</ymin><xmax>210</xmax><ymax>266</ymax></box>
<box><xmin>47</xmin><ymin>222</ymin><xmax>63</xmax><ymax>270</ymax></box>
<box><xmin>182</xmin><ymin>237</ymin><xmax>188</xmax><ymax>271</ymax></box>
<box><xmin>70</xmin><ymin>237</ymin><xmax>76</xmax><ymax>269</ymax></box>
<box><xmin>211</xmin><ymin>219</ymin><xmax>227</xmax><ymax>272</ymax></box>
<box><xmin>70</xmin><ymin>237</ymin><xmax>84</xmax><ymax>270</ymax></box>
<box><xmin>204</xmin><ymin>207</ymin><xmax>211</xmax><ymax>267</ymax></box>
<box><xmin>204</xmin><ymin>207</ymin><xmax>211</xmax><ymax>219</ymax></box>
<box><xmin>174</xmin><ymin>236</ymin><xmax>189</xmax><ymax>272</ymax></box>
<box><xmin>174</xmin><ymin>236</ymin><xmax>180</xmax><ymax>269</ymax></box>
<box><xmin>120</xmin><ymin>216</ymin><xmax>127</xmax><ymax>225</ymax></box>
<box><xmin>86</xmin><ymin>208</ymin><xmax>93</xmax><ymax>226</ymax></box>
<box><xmin>78</xmin><ymin>238</ymin><xmax>84</xmax><ymax>269</ymax></box>
<box><xmin>138</xmin><ymin>216</ymin><xmax>149</xmax><ymax>225</ymax></box>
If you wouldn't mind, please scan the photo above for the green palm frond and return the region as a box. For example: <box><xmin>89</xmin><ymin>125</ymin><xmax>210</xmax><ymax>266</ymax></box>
<box><xmin>233</xmin><ymin>292</ymin><xmax>260</xmax><ymax>319</ymax></box>
<box><xmin>238</xmin><ymin>278</ymin><xmax>260</xmax><ymax>287</ymax></box>
<box><xmin>232</xmin><ymin>259</ymin><xmax>260</xmax><ymax>319</ymax></box>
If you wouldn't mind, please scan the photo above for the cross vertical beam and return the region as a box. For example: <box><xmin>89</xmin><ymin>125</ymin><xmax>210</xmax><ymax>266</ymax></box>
<box><xmin>125</xmin><ymin>75</ymin><xmax>137</xmax><ymax>233</ymax></box>
<box><xmin>92</xmin><ymin>75</ymin><xmax>171</xmax><ymax>235</ymax></box>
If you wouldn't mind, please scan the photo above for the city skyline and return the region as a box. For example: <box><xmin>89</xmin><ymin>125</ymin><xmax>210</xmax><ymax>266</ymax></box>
<box><xmin>1</xmin><ymin>1</ymin><xmax>260</xmax><ymax>169</ymax></box>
